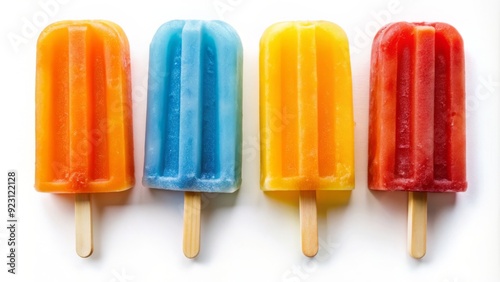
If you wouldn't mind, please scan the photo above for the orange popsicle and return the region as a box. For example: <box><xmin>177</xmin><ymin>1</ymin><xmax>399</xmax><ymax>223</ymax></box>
<box><xmin>35</xmin><ymin>20</ymin><xmax>134</xmax><ymax>257</ymax></box>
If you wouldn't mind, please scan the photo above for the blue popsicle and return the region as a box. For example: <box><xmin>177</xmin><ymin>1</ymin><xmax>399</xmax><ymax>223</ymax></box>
<box><xmin>143</xmin><ymin>20</ymin><xmax>243</xmax><ymax>193</ymax></box>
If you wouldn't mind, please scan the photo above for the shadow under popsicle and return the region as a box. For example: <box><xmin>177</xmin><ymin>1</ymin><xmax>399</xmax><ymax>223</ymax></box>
<box><xmin>145</xmin><ymin>185</ymin><xmax>240</xmax><ymax>262</ymax></box>
<box><xmin>192</xmin><ymin>190</ymin><xmax>240</xmax><ymax>263</ymax></box>
<box><xmin>370</xmin><ymin>189</ymin><xmax>457</xmax><ymax>260</ymax></box>
<box><xmin>50</xmin><ymin>188</ymin><xmax>134</xmax><ymax>260</ymax></box>
<box><xmin>265</xmin><ymin>190</ymin><xmax>352</xmax><ymax>257</ymax></box>
<box><xmin>91</xmin><ymin>188</ymin><xmax>135</xmax><ymax>259</ymax></box>
<box><xmin>51</xmin><ymin>188</ymin><xmax>134</xmax><ymax>260</ymax></box>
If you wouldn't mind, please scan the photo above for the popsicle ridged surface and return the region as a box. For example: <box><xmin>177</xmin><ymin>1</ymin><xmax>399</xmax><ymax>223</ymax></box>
<box><xmin>143</xmin><ymin>20</ymin><xmax>242</xmax><ymax>193</ymax></box>
<box><xmin>368</xmin><ymin>22</ymin><xmax>467</xmax><ymax>192</ymax></box>
<box><xmin>35</xmin><ymin>20</ymin><xmax>134</xmax><ymax>193</ymax></box>
<box><xmin>260</xmin><ymin>21</ymin><xmax>355</xmax><ymax>191</ymax></box>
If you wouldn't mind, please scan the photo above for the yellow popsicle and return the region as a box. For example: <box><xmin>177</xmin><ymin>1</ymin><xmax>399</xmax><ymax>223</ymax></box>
<box><xmin>260</xmin><ymin>21</ymin><xmax>354</xmax><ymax>192</ymax></box>
<box><xmin>259</xmin><ymin>21</ymin><xmax>354</xmax><ymax>257</ymax></box>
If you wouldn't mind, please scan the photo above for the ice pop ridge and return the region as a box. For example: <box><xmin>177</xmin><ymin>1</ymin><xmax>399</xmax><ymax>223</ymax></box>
<box><xmin>260</xmin><ymin>21</ymin><xmax>354</xmax><ymax>191</ymax></box>
<box><xmin>368</xmin><ymin>22</ymin><xmax>466</xmax><ymax>192</ymax></box>
<box><xmin>35</xmin><ymin>20</ymin><xmax>134</xmax><ymax>193</ymax></box>
<box><xmin>143</xmin><ymin>20</ymin><xmax>242</xmax><ymax>193</ymax></box>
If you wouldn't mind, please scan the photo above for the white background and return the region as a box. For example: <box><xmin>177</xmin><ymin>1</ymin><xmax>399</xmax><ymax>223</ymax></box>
<box><xmin>1</xmin><ymin>0</ymin><xmax>499</xmax><ymax>281</ymax></box>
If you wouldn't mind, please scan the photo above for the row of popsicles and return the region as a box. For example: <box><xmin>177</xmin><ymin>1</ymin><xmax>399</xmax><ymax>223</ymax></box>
<box><xmin>35</xmin><ymin>20</ymin><xmax>466</xmax><ymax>259</ymax></box>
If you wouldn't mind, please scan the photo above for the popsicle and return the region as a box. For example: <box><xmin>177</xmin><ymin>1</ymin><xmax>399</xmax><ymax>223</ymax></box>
<box><xmin>143</xmin><ymin>20</ymin><xmax>242</xmax><ymax>258</ymax></box>
<box><xmin>368</xmin><ymin>22</ymin><xmax>466</xmax><ymax>258</ymax></box>
<box><xmin>35</xmin><ymin>20</ymin><xmax>134</xmax><ymax>257</ymax></box>
<box><xmin>260</xmin><ymin>21</ymin><xmax>354</xmax><ymax>256</ymax></box>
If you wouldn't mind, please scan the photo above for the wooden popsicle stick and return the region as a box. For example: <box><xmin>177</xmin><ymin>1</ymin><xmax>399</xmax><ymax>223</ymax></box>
<box><xmin>299</xmin><ymin>190</ymin><xmax>318</xmax><ymax>257</ymax></box>
<box><xmin>183</xmin><ymin>192</ymin><xmax>201</xmax><ymax>259</ymax></box>
<box><xmin>75</xmin><ymin>193</ymin><xmax>93</xmax><ymax>258</ymax></box>
<box><xmin>408</xmin><ymin>191</ymin><xmax>427</xmax><ymax>259</ymax></box>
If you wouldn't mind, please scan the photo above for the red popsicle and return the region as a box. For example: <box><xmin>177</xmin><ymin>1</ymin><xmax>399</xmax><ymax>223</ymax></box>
<box><xmin>368</xmin><ymin>22</ymin><xmax>467</xmax><ymax>258</ymax></box>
